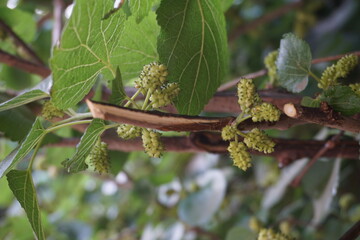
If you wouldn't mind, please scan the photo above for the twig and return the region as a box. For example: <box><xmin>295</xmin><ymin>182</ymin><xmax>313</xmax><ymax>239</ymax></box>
<box><xmin>339</xmin><ymin>220</ymin><xmax>360</xmax><ymax>240</ymax></box>
<box><xmin>52</xmin><ymin>0</ymin><xmax>65</xmax><ymax>46</ymax></box>
<box><xmin>48</xmin><ymin>134</ymin><xmax>360</xmax><ymax>164</ymax></box>
<box><xmin>0</xmin><ymin>19</ymin><xmax>45</xmax><ymax>65</ymax></box>
<box><xmin>0</xmin><ymin>50</ymin><xmax>51</xmax><ymax>77</ymax></box>
<box><xmin>283</xmin><ymin>103</ymin><xmax>360</xmax><ymax>133</ymax></box>
<box><xmin>291</xmin><ymin>132</ymin><xmax>343</xmax><ymax>187</ymax></box>
<box><xmin>217</xmin><ymin>51</ymin><xmax>360</xmax><ymax>92</ymax></box>
<box><xmin>228</xmin><ymin>1</ymin><xmax>303</xmax><ymax>41</ymax></box>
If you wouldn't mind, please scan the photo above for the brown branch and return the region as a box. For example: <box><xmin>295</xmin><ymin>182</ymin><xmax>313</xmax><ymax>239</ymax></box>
<box><xmin>217</xmin><ymin>51</ymin><xmax>360</xmax><ymax>92</ymax></box>
<box><xmin>0</xmin><ymin>50</ymin><xmax>51</xmax><ymax>77</ymax></box>
<box><xmin>52</xmin><ymin>0</ymin><xmax>65</xmax><ymax>46</ymax></box>
<box><xmin>229</xmin><ymin>1</ymin><xmax>303</xmax><ymax>41</ymax></box>
<box><xmin>0</xmin><ymin>19</ymin><xmax>45</xmax><ymax>66</ymax></box>
<box><xmin>48</xmin><ymin>133</ymin><xmax>359</xmax><ymax>165</ymax></box>
<box><xmin>283</xmin><ymin>103</ymin><xmax>360</xmax><ymax>133</ymax></box>
<box><xmin>339</xmin><ymin>220</ymin><xmax>360</xmax><ymax>240</ymax></box>
<box><xmin>291</xmin><ymin>132</ymin><xmax>343</xmax><ymax>187</ymax></box>
<box><xmin>190</xmin><ymin>227</ymin><xmax>221</xmax><ymax>240</ymax></box>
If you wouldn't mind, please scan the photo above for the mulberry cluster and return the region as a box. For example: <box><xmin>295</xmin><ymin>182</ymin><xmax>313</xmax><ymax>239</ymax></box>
<box><xmin>251</xmin><ymin>102</ymin><xmax>281</xmax><ymax>122</ymax></box>
<box><xmin>142</xmin><ymin>129</ymin><xmax>164</xmax><ymax>158</ymax></box>
<box><xmin>318</xmin><ymin>54</ymin><xmax>358</xmax><ymax>90</ymax></box>
<box><xmin>117</xmin><ymin>124</ymin><xmax>142</xmax><ymax>139</ymax></box>
<box><xmin>237</xmin><ymin>79</ymin><xmax>261</xmax><ymax>113</ymax></box>
<box><xmin>228</xmin><ymin>141</ymin><xmax>252</xmax><ymax>171</ymax></box>
<box><xmin>41</xmin><ymin>100</ymin><xmax>64</xmax><ymax>120</ymax></box>
<box><xmin>244</xmin><ymin>128</ymin><xmax>275</xmax><ymax>154</ymax></box>
<box><xmin>264</xmin><ymin>50</ymin><xmax>279</xmax><ymax>84</ymax></box>
<box><xmin>221</xmin><ymin>125</ymin><xmax>238</xmax><ymax>141</ymax></box>
<box><xmin>257</xmin><ymin>228</ymin><xmax>295</xmax><ymax>240</ymax></box>
<box><xmin>89</xmin><ymin>141</ymin><xmax>110</xmax><ymax>174</ymax></box>
<box><xmin>150</xmin><ymin>82</ymin><xmax>180</xmax><ymax>108</ymax></box>
<box><xmin>349</xmin><ymin>83</ymin><xmax>360</xmax><ymax>96</ymax></box>
<box><xmin>135</xmin><ymin>62</ymin><xmax>168</xmax><ymax>91</ymax></box>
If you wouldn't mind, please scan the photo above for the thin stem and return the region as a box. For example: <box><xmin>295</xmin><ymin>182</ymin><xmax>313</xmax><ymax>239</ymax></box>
<box><xmin>52</xmin><ymin>112</ymin><xmax>93</xmax><ymax>127</ymax></box>
<box><xmin>236</xmin><ymin>115</ymin><xmax>251</xmax><ymax>124</ymax></box>
<box><xmin>308</xmin><ymin>70</ymin><xmax>321</xmax><ymax>82</ymax></box>
<box><xmin>104</xmin><ymin>124</ymin><xmax>119</xmax><ymax>130</ymax></box>
<box><xmin>28</xmin><ymin>134</ymin><xmax>46</xmax><ymax>170</ymax></box>
<box><xmin>142</xmin><ymin>89</ymin><xmax>152</xmax><ymax>110</ymax></box>
<box><xmin>124</xmin><ymin>88</ymin><xmax>142</xmax><ymax>108</ymax></box>
<box><xmin>46</xmin><ymin>120</ymin><xmax>93</xmax><ymax>133</ymax></box>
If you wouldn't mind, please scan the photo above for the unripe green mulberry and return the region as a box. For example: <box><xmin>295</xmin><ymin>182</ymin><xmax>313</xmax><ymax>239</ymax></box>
<box><xmin>237</xmin><ymin>79</ymin><xmax>261</xmax><ymax>113</ymax></box>
<box><xmin>228</xmin><ymin>141</ymin><xmax>252</xmax><ymax>171</ymax></box>
<box><xmin>257</xmin><ymin>228</ymin><xmax>295</xmax><ymax>240</ymax></box>
<box><xmin>89</xmin><ymin>141</ymin><xmax>110</xmax><ymax>174</ymax></box>
<box><xmin>117</xmin><ymin>124</ymin><xmax>142</xmax><ymax>139</ymax></box>
<box><xmin>142</xmin><ymin>128</ymin><xmax>164</xmax><ymax>158</ymax></box>
<box><xmin>150</xmin><ymin>82</ymin><xmax>180</xmax><ymax>108</ymax></box>
<box><xmin>135</xmin><ymin>62</ymin><xmax>168</xmax><ymax>91</ymax></box>
<box><xmin>244</xmin><ymin>128</ymin><xmax>275</xmax><ymax>154</ymax></box>
<box><xmin>249</xmin><ymin>216</ymin><xmax>262</xmax><ymax>232</ymax></box>
<box><xmin>221</xmin><ymin>125</ymin><xmax>238</xmax><ymax>141</ymax></box>
<box><xmin>264</xmin><ymin>50</ymin><xmax>279</xmax><ymax>84</ymax></box>
<box><xmin>251</xmin><ymin>102</ymin><xmax>281</xmax><ymax>122</ymax></box>
<box><xmin>335</xmin><ymin>54</ymin><xmax>358</xmax><ymax>78</ymax></box>
<box><xmin>41</xmin><ymin>100</ymin><xmax>64</xmax><ymax>120</ymax></box>
<box><xmin>318</xmin><ymin>54</ymin><xmax>358</xmax><ymax>89</ymax></box>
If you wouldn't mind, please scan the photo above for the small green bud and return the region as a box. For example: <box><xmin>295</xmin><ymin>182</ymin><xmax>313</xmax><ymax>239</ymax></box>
<box><xmin>41</xmin><ymin>100</ymin><xmax>64</xmax><ymax>120</ymax></box>
<box><xmin>221</xmin><ymin>125</ymin><xmax>238</xmax><ymax>141</ymax></box>
<box><xmin>117</xmin><ymin>124</ymin><xmax>142</xmax><ymax>139</ymax></box>
<box><xmin>244</xmin><ymin>128</ymin><xmax>275</xmax><ymax>154</ymax></box>
<box><xmin>251</xmin><ymin>102</ymin><xmax>281</xmax><ymax>122</ymax></box>
<box><xmin>89</xmin><ymin>141</ymin><xmax>110</xmax><ymax>174</ymax></box>
<box><xmin>135</xmin><ymin>62</ymin><xmax>169</xmax><ymax>91</ymax></box>
<box><xmin>150</xmin><ymin>82</ymin><xmax>180</xmax><ymax>108</ymax></box>
<box><xmin>228</xmin><ymin>141</ymin><xmax>252</xmax><ymax>171</ymax></box>
<box><xmin>257</xmin><ymin>228</ymin><xmax>295</xmax><ymax>240</ymax></box>
<box><xmin>279</xmin><ymin>221</ymin><xmax>292</xmax><ymax>235</ymax></box>
<box><xmin>142</xmin><ymin>128</ymin><xmax>164</xmax><ymax>158</ymax></box>
<box><xmin>264</xmin><ymin>50</ymin><xmax>279</xmax><ymax>84</ymax></box>
<box><xmin>237</xmin><ymin>79</ymin><xmax>261</xmax><ymax>114</ymax></box>
<box><xmin>339</xmin><ymin>193</ymin><xmax>355</xmax><ymax>211</ymax></box>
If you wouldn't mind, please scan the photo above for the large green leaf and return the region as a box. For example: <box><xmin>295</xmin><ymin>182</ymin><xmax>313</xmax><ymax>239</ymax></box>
<box><xmin>226</xmin><ymin>226</ymin><xmax>257</xmax><ymax>240</ymax></box>
<box><xmin>50</xmin><ymin>0</ymin><xmax>127</xmax><ymax>109</ymax></box>
<box><xmin>7</xmin><ymin>170</ymin><xmax>45</xmax><ymax>240</ymax></box>
<box><xmin>111</xmin><ymin>12</ymin><xmax>159</xmax><ymax>81</ymax></box>
<box><xmin>127</xmin><ymin>0</ymin><xmax>156</xmax><ymax>23</ymax></box>
<box><xmin>109</xmin><ymin>67</ymin><xmax>126</xmax><ymax>105</ymax></box>
<box><xmin>62</xmin><ymin>119</ymin><xmax>106</xmax><ymax>173</ymax></box>
<box><xmin>277</xmin><ymin>33</ymin><xmax>312</xmax><ymax>93</ymax></box>
<box><xmin>0</xmin><ymin>118</ymin><xmax>45</xmax><ymax>178</ymax></box>
<box><xmin>320</xmin><ymin>86</ymin><xmax>360</xmax><ymax>116</ymax></box>
<box><xmin>157</xmin><ymin>0</ymin><xmax>229</xmax><ymax>115</ymax></box>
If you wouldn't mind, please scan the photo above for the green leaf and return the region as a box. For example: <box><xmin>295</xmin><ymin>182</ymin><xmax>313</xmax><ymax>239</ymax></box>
<box><xmin>111</xmin><ymin>12</ymin><xmax>159</xmax><ymax>81</ymax></box>
<box><xmin>0</xmin><ymin>118</ymin><xmax>45</xmax><ymax>178</ymax></box>
<box><xmin>320</xmin><ymin>86</ymin><xmax>360</xmax><ymax>116</ymax></box>
<box><xmin>0</xmin><ymin>90</ymin><xmax>49</xmax><ymax>112</ymax></box>
<box><xmin>226</xmin><ymin>226</ymin><xmax>256</xmax><ymax>240</ymax></box>
<box><xmin>128</xmin><ymin>0</ymin><xmax>156</xmax><ymax>23</ymax></box>
<box><xmin>109</xmin><ymin>67</ymin><xmax>126</xmax><ymax>105</ymax></box>
<box><xmin>62</xmin><ymin>119</ymin><xmax>106</xmax><ymax>173</ymax></box>
<box><xmin>222</xmin><ymin>0</ymin><xmax>234</xmax><ymax>11</ymax></box>
<box><xmin>6</xmin><ymin>170</ymin><xmax>45</xmax><ymax>240</ymax></box>
<box><xmin>301</xmin><ymin>96</ymin><xmax>321</xmax><ymax>108</ymax></box>
<box><xmin>50</xmin><ymin>0</ymin><xmax>127</xmax><ymax>109</ymax></box>
<box><xmin>157</xmin><ymin>0</ymin><xmax>229</xmax><ymax>115</ymax></box>
<box><xmin>277</xmin><ymin>33</ymin><xmax>312</xmax><ymax>93</ymax></box>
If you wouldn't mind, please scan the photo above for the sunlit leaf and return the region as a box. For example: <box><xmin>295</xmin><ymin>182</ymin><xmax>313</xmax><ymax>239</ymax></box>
<box><xmin>157</xmin><ymin>0</ymin><xmax>229</xmax><ymax>115</ymax></box>
<box><xmin>62</xmin><ymin>119</ymin><xmax>106</xmax><ymax>173</ymax></box>
<box><xmin>277</xmin><ymin>33</ymin><xmax>312</xmax><ymax>93</ymax></box>
<box><xmin>0</xmin><ymin>90</ymin><xmax>48</xmax><ymax>112</ymax></box>
<box><xmin>109</xmin><ymin>67</ymin><xmax>126</xmax><ymax>105</ymax></box>
<box><xmin>7</xmin><ymin>170</ymin><xmax>45</xmax><ymax>240</ymax></box>
<box><xmin>127</xmin><ymin>0</ymin><xmax>156</xmax><ymax>23</ymax></box>
<box><xmin>0</xmin><ymin>118</ymin><xmax>45</xmax><ymax>178</ymax></box>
